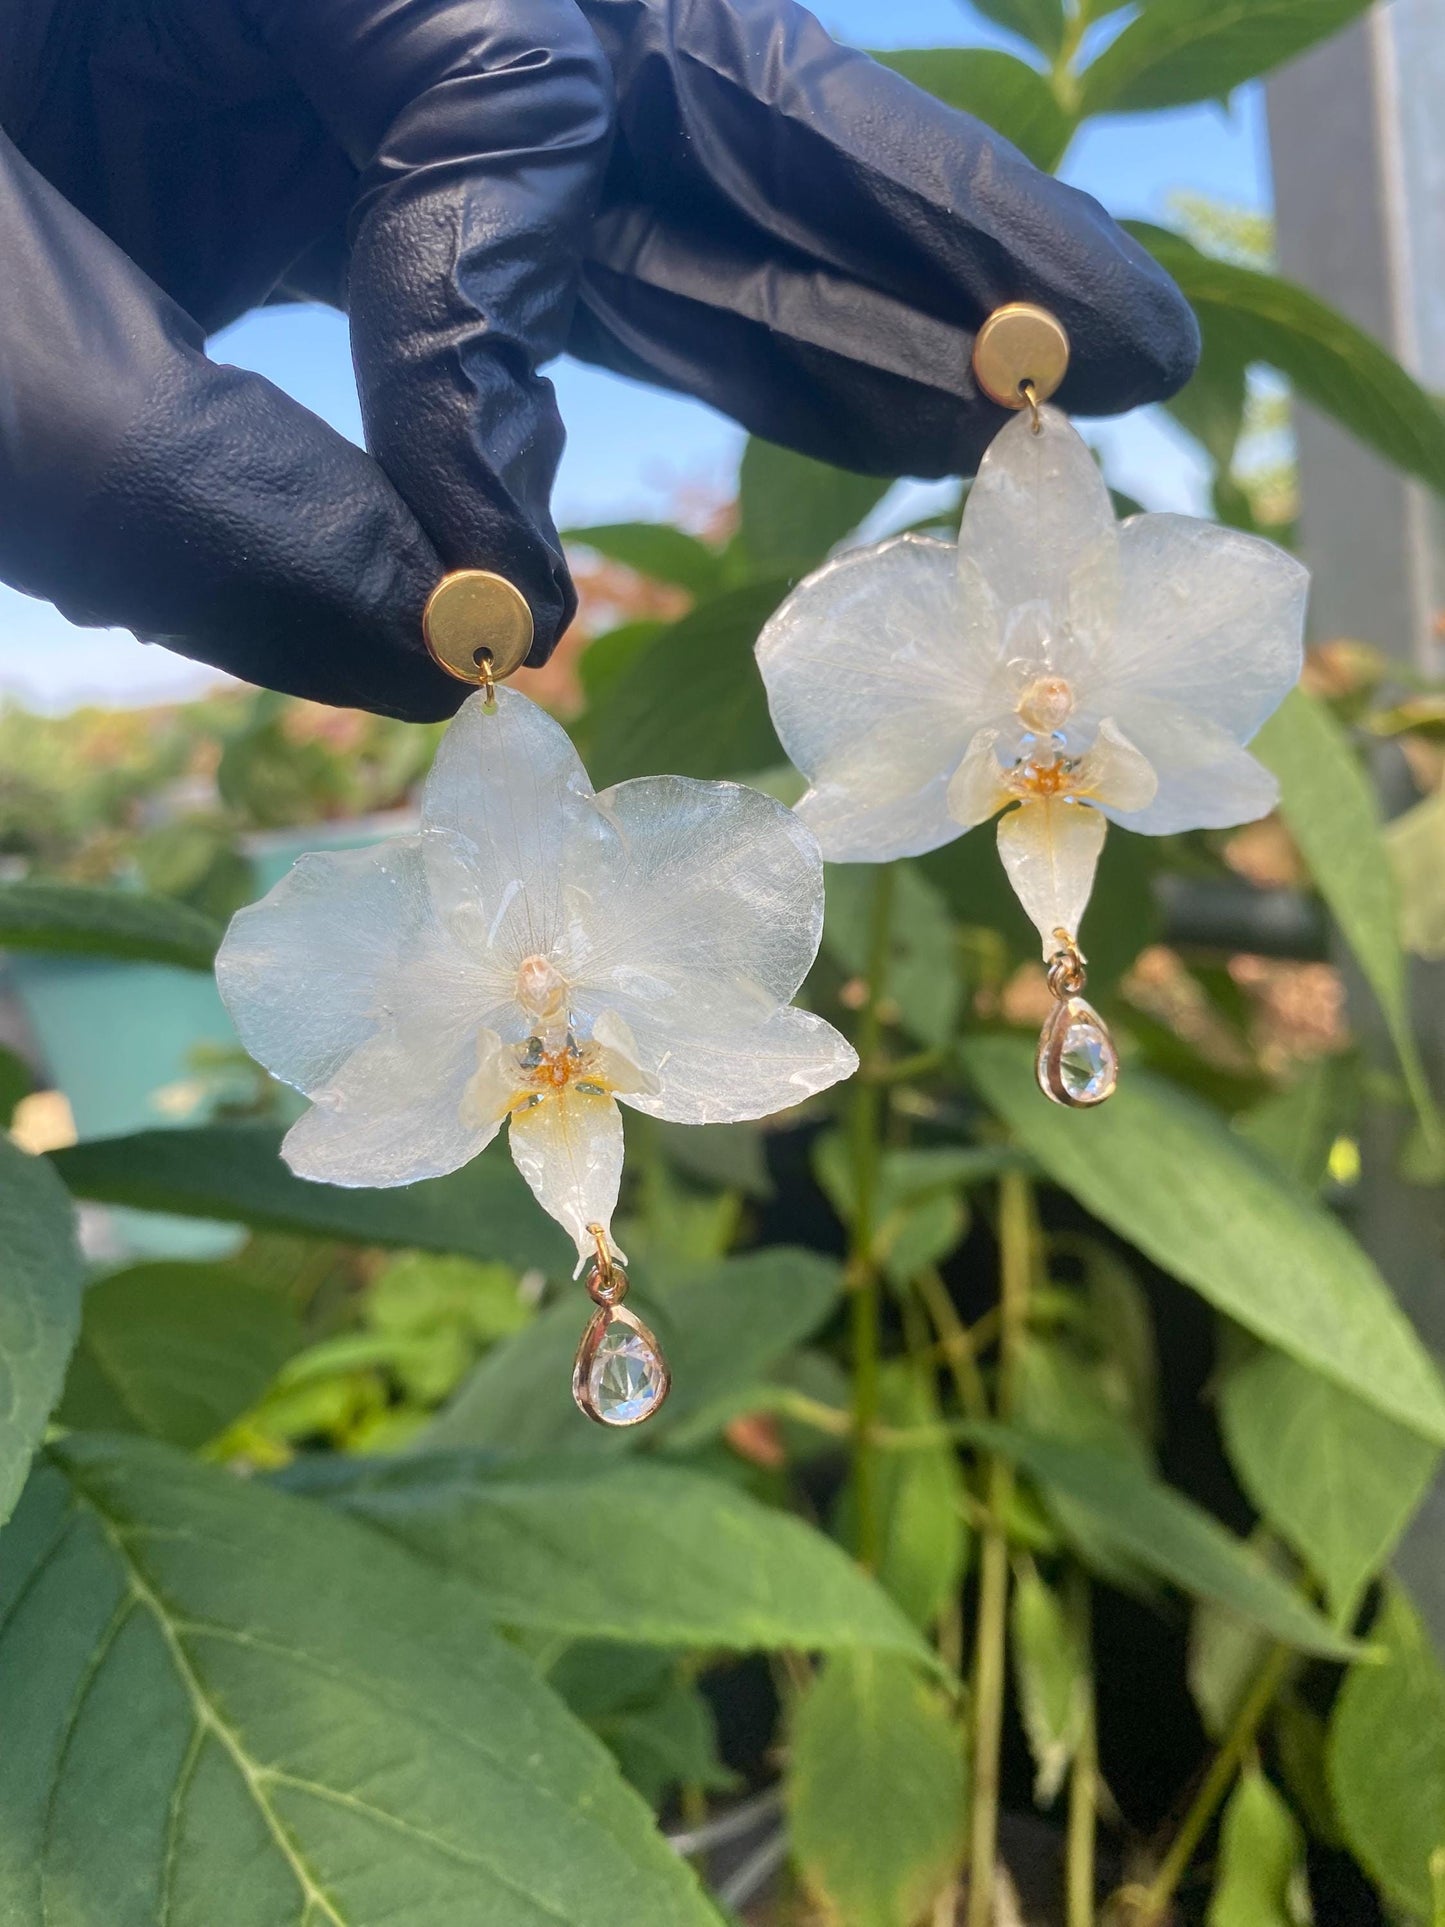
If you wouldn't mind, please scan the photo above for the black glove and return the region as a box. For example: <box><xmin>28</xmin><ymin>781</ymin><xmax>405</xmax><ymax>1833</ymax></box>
<box><xmin>1</xmin><ymin>0</ymin><xmax>1198</xmax><ymax>721</ymax></box>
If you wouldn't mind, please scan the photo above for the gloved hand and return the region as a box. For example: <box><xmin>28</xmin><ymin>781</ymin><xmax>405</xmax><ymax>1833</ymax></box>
<box><xmin>0</xmin><ymin>0</ymin><xmax>1198</xmax><ymax>721</ymax></box>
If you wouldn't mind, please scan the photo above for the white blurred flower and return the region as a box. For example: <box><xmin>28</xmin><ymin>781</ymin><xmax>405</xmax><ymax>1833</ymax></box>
<box><xmin>217</xmin><ymin>689</ymin><xmax>855</xmax><ymax>1267</ymax></box>
<box><xmin>756</xmin><ymin>404</ymin><xmax>1307</xmax><ymax>956</ymax></box>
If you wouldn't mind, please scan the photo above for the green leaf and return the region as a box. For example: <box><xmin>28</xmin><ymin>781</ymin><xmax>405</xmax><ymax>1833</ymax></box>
<box><xmin>51</xmin><ymin>1124</ymin><xmax>570</xmax><ymax>1273</ymax></box>
<box><xmin>0</xmin><ymin>879</ymin><xmax>221</xmax><ymax>970</ymax></box>
<box><xmin>738</xmin><ymin>439</ymin><xmax>891</xmax><ymax>580</ymax></box>
<box><xmin>1207</xmin><ymin>1766</ymin><xmax>1306</xmax><ymax>1927</ymax></box>
<box><xmin>1189</xmin><ymin>1593</ymin><xmax>1273</xmax><ymax>1742</ymax></box>
<box><xmin>967</xmin><ymin>1424</ymin><xmax>1361</xmax><ymax>1659</ymax></box>
<box><xmin>813</xmin><ymin>1137</ymin><xmax>983</xmax><ymax>1290</ymax></box>
<box><xmin>1236</xmin><ymin>1053</ymin><xmax>1362</xmax><ymax>1194</ymax></box>
<box><xmin>960</xmin><ymin>1035</ymin><xmax>1445</xmax><ymax>1447</ymax></box>
<box><xmin>1219</xmin><ymin>1348</ymin><xmax>1438</xmax><ymax>1621</ymax></box>
<box><xmin>653</xmin><ymin>1119</ymin><xmax>775</xmax><ymax>1201</ymax></box>
<box><xmin>425</xmin><ymin>1246</ymin><xmax>842</xmax><ymax>1453</ymax></box>
<box><xmin>563</xmin><ymin>523</ymin><xmax>727</xmax><ymax>598</ymax></box>
<box><xmin>1254</xmin><ymin>689</ymin><xmax>1440</xmax><ymax>1144</ymax></box>
<box><xmin>972</xmin><ymin>0</ymin><xmax>1066</xmax><ymax>59</ymax></box>
<box><xmin>873</xmin><ymin>48</ymin><xmax>1074</xmax><ymax>172</ymax></box>
<box><xmin>1011</xmin><ymin>1564</ymin><xmax>1088</xmax><ymax>1806</ymax></box>
<box><xmin>1387</xmin><ymin>785</ymin><xmax>1445</xmax><ymax>961</ymax></box>
<box><xmin>788</xmin><ymin>1651</ymin><xmax>967</xmax><ymax>1927</ymax></box>
<box><xmin>1131</xmin><ymin>225</ymin><xmax>1445</xmax><ymax>496</ymax></box>
<box><xmin>1014</xmin><ymin>1332</ymin><xmax>1156</xmax><ymax>1592</ymax></box>
<box><xmin>296</xmin><ymin>1452</ymin><xmax>931</xmax><ymax>1665</ymax></box>
<box><xmin>1081</xmin><ymin>0</ymin><xmax>1374</xmax><ymax>115</ymax></box>
<box><xmin>835</xmin><ymin>1363</ymin><xmax>968</xmax><ymax>1630</ymax></box>
<box><xmin>550</xmin><ymin>1649</ymin><xmax>737</xmax><ymax>1807</ymax></box>
<box><xmin>1329</xmin><ymin>1586</ymin><xmax>1445</xmax><ymax>1920</ymax></box>
<box><xmin>0</xmin><ymin>1136</ymin><xmax>84</xmax><ymax>1525</ymax></box>
<box><xmin>57</xmin><ymin>1261</ymin><xmax>301</xmax><ymax>1449</ymax></box>
<box><xmin>580</xmin><ymin>581</ymin><xmax>789</xmax><ymax>790</ymax></box>
<box><xmin>824</xmin><ymin>861</ymin><xmax>963</xmax><ymax>1048</ymax></box>
<box><xmin>1164</xmin><ymin>332</ymin><xmax>1249</xmax><ymax>471</ymax></box>
<box><xmin>0</xmin><ymin>1435</ymin><xmax>717</xmax><ymax>1927</ymax></box>
<box><xmin>576</xmin><ymin>618</ymin><xmax>667</xmax><ymax>710</ymax></box>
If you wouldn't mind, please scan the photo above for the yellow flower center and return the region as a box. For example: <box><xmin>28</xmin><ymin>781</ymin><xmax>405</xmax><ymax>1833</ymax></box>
<box><xmin>1007</xmin><ymin>754</ymin><xmax>1079</xmax><ymax>801</ymax></box>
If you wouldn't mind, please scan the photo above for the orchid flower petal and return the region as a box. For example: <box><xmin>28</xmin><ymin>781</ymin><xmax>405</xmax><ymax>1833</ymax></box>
<box><xmin>420</xmin><ymin>685</ymin><xmax>609</xmax><ymax>970</ymax></box>
<box><xmin>565</xmin><ymin>773</ymin><xmax>854</xmax><ymax>1112</ymax></box>
<box><xmin>509</xmin><ymin>1086</ymin><xmax>625</xmax><ymax>1270</ymax></box>
<box><xmin>1073</xmin><ymin>718</ymin><xmax>1158</xmax><ymax>814</ymax></box>
<box><xmin>589</xmin><ymin>1009</ymin><xmax>662</xmax><ymax>1099</ymax></box>
<box><xmin>461</xmin><ymin>1027</ymin><xmax>522</xmax><ymax>1133</ymax></box>
<box><xmin>574</xmin><ymin>774</ymin><xmax>826</xmax><ymax>1031</ymax></box>
<box><xmin>756</xmin><ymin>534</ymin><xmax>987</xmax><ymax>862</ymax></box>
<box><xmin>1098</xmin><ymin>701</ymin><xmax>1280</xmax><ymax>834</ymax></box>
<box><xmin>217</xmin><ymin>838</ymin><xmax>463</xmax><ymax>1096</ymax></box>
<box><xmin>997</xmin><ymin>799</ymin><xmax>1108</xmax><ymax>957</ymax></box>
<box><xmin>1096</xmin><ymin>515</ymin><xmax>1307</xmax><ymax>742</ymax></box>
<box><xmin>957</xmin><ymin>404</ymin><xmax>1118</xmax><ymax>667</ymax></box>
<box><xmin>946</xmin><ymin>727</ymin><xmax>1011</xmax><ymax>830</ymax></box>
<box><xmin>623</xmin><ymin>1004</ymin><xmax>859</xmax><ymax>1127</ymax></box>
<box><xmin>281</xmin><ymin>1005</ymin><xmax>499</xmax><ymax>1188</ymax></box>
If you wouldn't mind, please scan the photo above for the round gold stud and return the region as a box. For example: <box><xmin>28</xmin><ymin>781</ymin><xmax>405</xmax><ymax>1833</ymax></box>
<box><xmin>422</xmin><ymin>570</ymin><xmax>535</xmax><ymax>685</ymax></box>
<box><xmin>972</xmin><ymin>302</ymin><xmax>1071</xmax><ymax>410</ymax></box>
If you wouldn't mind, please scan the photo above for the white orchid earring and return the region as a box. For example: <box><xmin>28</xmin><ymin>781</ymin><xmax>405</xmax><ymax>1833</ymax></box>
<box><xmin>755</xmin><ymin>305</ymin><xmax>1308</xmax><ymax>1108</ymax></box>
<box><xmin>217</xmin><ymin>574</ymin><xmax>856</xmax><ymax>1426</ymax></box>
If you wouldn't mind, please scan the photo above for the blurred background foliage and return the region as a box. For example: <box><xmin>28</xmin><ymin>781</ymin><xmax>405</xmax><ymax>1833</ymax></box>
<box><xmin>3</xmin><ymin>2</ymin><xmax>1445</xmax><ymax>1925</ymax></box>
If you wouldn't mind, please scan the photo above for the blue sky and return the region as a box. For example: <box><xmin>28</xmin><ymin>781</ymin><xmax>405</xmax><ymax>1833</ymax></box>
<box><xmin>0</xmin><ymin>0</ymin><xmax>1273</xmax><ymax>710</ymax></box>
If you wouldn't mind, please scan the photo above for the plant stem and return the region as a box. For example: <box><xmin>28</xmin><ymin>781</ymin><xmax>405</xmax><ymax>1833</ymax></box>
<box><xmin>1127</xmin><ymin>1643</ymin><xmax>1291</xmax><ymax>1926</ymax></box>
<box><xmin>914</xmin><ymin>1265</ymin><xmax>990</xmax><ymax>1420</ymax></box>
<box><xmin>848</xmin><ymin>863</ymin><xmax>897</xmax><ymax>1572</ymax></box>
<box><xmin>967</xmin><ymin>1170</ymin><xmax>1033</xmax><ymax>1927</ymax></box>
<box><xmin>1066</xmin><ymin>1570</ymin><xmax>1096</xmax><ymax>1927</ymax></box>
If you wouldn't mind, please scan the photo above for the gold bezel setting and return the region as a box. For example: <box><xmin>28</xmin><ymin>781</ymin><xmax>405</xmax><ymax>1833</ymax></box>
<box><xmin>570</xmin><ymin>1226</ymin><xmax>671</xmax><ymax>1427</ymax></box>
<box><xmin>571</xmin><ymin>1300</ymin><xmax>672</xmax><ymax>1427</ymax></box>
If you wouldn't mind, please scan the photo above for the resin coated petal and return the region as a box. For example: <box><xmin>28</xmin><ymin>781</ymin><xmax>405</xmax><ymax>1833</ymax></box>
<box><xmin>756</xmin><ymin>535</ymin><xmax>986</xmax><ymax>863</ymax></box>
<box><xmin>1099</xmin><ymin>702</ymin><xmax>1279</xmax><ymax>834</ymax></box>
<box><xmin>946</xmin><ymin>727</ymin><xmax>1011</xmax><ymax>830</ymax></box>
<box><xmin>1096</xmin><ymin>515</ymin><xmax>1307</xmax><ymax>742</ymax></box>
<box><xmin>624</xmin><ymin>1005</ymin><xmax>859</xmax><ymax>1128</ymax></box>
<box><xmin>282</xmin><ymin>1006</ymin><xmax>497</xmax><ymax>1188</ymax></box>
<box><xmin>575</xmin><ymin>774</ymin><xmax>828</xmax><ymax>1031</ymax></box>
<box><xmin>1073</xmin><ymin>718</ymin><xmax>1158</xmax><ymax>813</ymax></box>
<box><xmin>460</xmin><ymin>1028</ymin><xmax>520</xmax><ymax>1132</ymax></box>
<box><xmin>216</xmin><ymin>837</ymin><xmax>477</xmax><ymax>1096</ymax></box>
<box><xmin>509</xmin><ymin>1086</ymin><xmax>625</xmax><ymax>1267</ymax></box>
<box><xmin>997</xmin><ymin>799</ymin><xmax>1108</xmax><ymax>956</ymax></box>
<box><xmin>419</xmin><ymin>686</ymin><xmax>609</xmax><ymax>969</ymax></box>
<box><xmin>957</xmin><ymin>405</ymin><xmax>1117</xmax><ymax>646</ymax></box>
<box><xmin>589</xmin><ymin>1009</ymin><xmax>662</xmax><ymax>1098</ymax></box>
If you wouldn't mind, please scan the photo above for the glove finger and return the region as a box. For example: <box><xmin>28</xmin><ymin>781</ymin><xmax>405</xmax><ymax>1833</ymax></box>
<box><xmin>575</xmin><ymin>0</ymin><xmax>1199</xmax><ymax>476</ymax></box>
<box><xmin>0</xmin><ymin>127</ymin><xmax>463</xmax><ymax>721</ymax></box>
<box><xmin>241</xmin><ymin>0</ymin><xmax>617</xmax><ymax>662</ymax></box>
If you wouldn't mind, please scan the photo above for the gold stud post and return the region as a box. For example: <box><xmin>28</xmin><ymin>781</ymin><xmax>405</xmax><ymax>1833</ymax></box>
<box><xmin>422</xmin><ymin>569</ymin><xmax>535</xmax><ymax>691</ymax></box>
<box><xmin>972</xmin><ymin>302</ymin><xmax>1071</xmax><ymax>415</ymax></box>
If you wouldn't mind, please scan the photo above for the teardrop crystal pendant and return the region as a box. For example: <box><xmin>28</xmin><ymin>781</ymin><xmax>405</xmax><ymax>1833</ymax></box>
<box><xmin>1036</xmin><ymin>940</ymin><xmax>1118</xmax><ymax>1108</ymax></box>
<box><xmin>571</xmin><ymin>1226</ymin><xmax>671</xmax><ymax>1427</ymax></box>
